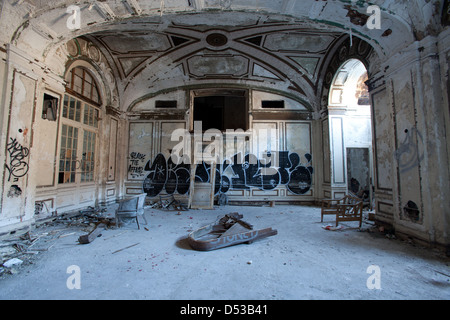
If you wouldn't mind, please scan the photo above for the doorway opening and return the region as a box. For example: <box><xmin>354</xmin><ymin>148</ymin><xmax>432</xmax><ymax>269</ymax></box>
<box><xmin>327</xmin><ymin>59</ymin><xmax>374</xmax><ymax>208</ymax></box>
<box><xmin>192</xmin><ymin>89</ymin><xmax>247</xmax><ymax>131</ymax></box>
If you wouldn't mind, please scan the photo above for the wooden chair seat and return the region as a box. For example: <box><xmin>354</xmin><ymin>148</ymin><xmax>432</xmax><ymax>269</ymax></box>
<box><xmin>321</xmin><ymin>195</ymin><xmax>363</xmax><ymax>228</ymax></box>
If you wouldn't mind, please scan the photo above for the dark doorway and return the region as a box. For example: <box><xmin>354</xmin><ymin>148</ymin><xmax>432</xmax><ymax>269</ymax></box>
<box><xmin>347</xmin><ymin>147</ymin><xmax>371</xmax><ymax>200</ymax></box>
<box><xmin>193</xmin><ymin>95</ymin><xmax>247</xmax><ymax>131</ymax></box>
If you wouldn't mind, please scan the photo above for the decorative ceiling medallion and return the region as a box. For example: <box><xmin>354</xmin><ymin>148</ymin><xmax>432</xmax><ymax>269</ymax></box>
<box><xmin>66</xmin><ymin>39</ymin><xmax>80</xmax><ymax>58</ymax></box>
<box><xmin>206</xmin><ymin>33</ymin><xmax>228</xmax><ymax>47</ymax></box>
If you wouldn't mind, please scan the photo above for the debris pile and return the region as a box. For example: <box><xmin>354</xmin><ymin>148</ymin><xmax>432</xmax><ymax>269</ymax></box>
<box><xmin>188</xmin><ymin>212</ymin><xmax>278</xmax><ymax>251</ymax></box>
<box><xmin>0</xmin><ymin>205</ymin><xmax>115</xmax><ymax>276</ymax></box>
<box><xmin>146</xmin><ymin>195</ymin><xmax>188</xmax><ymax>211</ymax></box>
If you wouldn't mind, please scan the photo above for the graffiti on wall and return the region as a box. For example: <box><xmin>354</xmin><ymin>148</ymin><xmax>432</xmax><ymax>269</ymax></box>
<box><xmin>128</xmin><ymin>152</ymin><xmax>147</xmax><ymax>178</ymax></box>
<box><xmin>142</xmin><ymin>151</ymin><xmax>313</xmax><ymax>197</ymax></box>
<box><xmin>5</xmin><ymin>137</ymin><xmax>30</xmax><ymax>182</ymax></box>
<box><xmin>395</xmin><ymin>127</ymin><xmax>424</xmax><ymax>174</ymax></box>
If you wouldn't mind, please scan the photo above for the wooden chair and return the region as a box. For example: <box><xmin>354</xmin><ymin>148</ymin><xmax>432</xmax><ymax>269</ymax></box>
<box><xmin>321</xmin><ymin>195</ymin><xmax>351</xmax><ymax>222</ymax></box>
<box><xmin>115</xmin><ymin>193</ymin><xmax>148</xmax><ymax>229</ymax></box>
<box><xmin>336</xmin><ymin>197</ymin><xmax>363</xmax><ymax>228</ymax></box>
<box><xmin>321</xmin><ymin>195</ymin><xmax>363</xmax><ymax>227</ymax></box>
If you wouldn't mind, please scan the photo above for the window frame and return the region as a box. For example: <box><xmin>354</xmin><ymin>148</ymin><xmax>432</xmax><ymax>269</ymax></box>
<box><xmin>58</xmin><ymin>67</ymin><xmax>101</xmax><ymax>186</ymax></box>
<box><xmin>66</xmin><ymin>67</ymin><xmax>102</xmax><ymax>107</ymax></box>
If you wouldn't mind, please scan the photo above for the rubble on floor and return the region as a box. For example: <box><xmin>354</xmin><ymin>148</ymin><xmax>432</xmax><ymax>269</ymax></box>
<box><xmin>145</xmin><ymin>195</ymin><xmax>188</xmax><ymax>211</ymax></box>
<box><xmin>187</xmin><ymin>212</ymin><xmax>278</xmax><ymax>251</ymax></box>
<box><xmin>0</xmin><ymin>205</ymin><xmax>115</xmax><ymax>276</ymax></box>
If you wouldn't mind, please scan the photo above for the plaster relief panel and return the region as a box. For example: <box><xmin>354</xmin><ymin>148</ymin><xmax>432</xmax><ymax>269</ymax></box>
<box><xmin>99</xmin><ymin>33</ymin><xmax>172</xmax><ymax>54</ymax></box>
<box><xmin>187</xmin><ymin>54</ymin><xmax>249</xmax><ymax>78</ymax></box>
<box><xmin>372</xmin><ymin>88</ymin><xmax>394</xmax><ymax>192</ymax></box>
<box><xmin>252</xmin><ymin>64</ymin><xmax>281</xmax><ymax>80</ymax></box>
<box><xmin>2</xmin><ymin>71</ymin><xmax>36</xmax><ymax>219</ymax></box>
<box><xmin>330</xmin><ymin>117</ymin><xmax>345</xmax><ymax>185</ymax></box>
<box><xmin>322</xmin><ymin>119</ymin><xmax>331</xmax><ymax>184</ymax></box>
<box><xmin>108</xmin><ymin>118</ymin><xmax>118</xmax><ymax>181</ymax></box>
<box><xmin>252</xmin><ymin>122</ymin><xmax>279</xmax><ymax>158</ymax></box>
<box><xmin>263</xmin><ymin>33</ymin><xmax>335</xmax><ymax>53</ymax></box>
<box><xmin>393</xmin><ymin>77</ymin><xmax>424</xmax><ymax>224</ymax></box>
<box><xmin>160</xmin><ymin>122</ymin><xmax>187</xmax><ymax>159</ymax></box>
<box><xmin>128</xmin><ymin>122</ymin><xmax>154</xmax><ymax>180</ymax></box>
<box><xmin>289</xmin><ymin>56</ymin><xmax>320</xmax><ymax>78</ymax></box>
<box><xmin>285</xmin><ymin>122</ymin><xmax>311</xmax><ymax>160</ymax></box>
<box><xmin>118</xmin><ymin>57</ymin><xmax>151</xmax><ymax>77</ymax></box>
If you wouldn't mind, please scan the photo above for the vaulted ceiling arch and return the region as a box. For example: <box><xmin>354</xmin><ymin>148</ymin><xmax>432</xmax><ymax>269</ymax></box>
<box><xmin>2</xmin><ymin>0</ymin><xmax>445</xmax><ymax>113</ymax></box>
<box><xmin>90</xmin><ymin>21</ymin><xmax>346</xmax><ymax>111</ymax></box>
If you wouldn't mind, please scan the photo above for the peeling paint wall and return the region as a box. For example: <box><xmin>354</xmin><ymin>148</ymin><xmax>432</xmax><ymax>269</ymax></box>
<box><xmin>124</xmin><ymin>88</ymin><xmax>315</xmax><ymax>203</ymax></box>
<box><xmin>1</xmin><ymin>60</ymin><xmax>36</xmax><ymax>231</ymax></box>
<box><xmin>369</xmin><ymin>29</ymin><xmax>450</xmax><ymax>247</ymax></box>
<box><xmin>0</xmin><ymin>1</ymin><xmax>448</xmax><ymax>250</ymax></box>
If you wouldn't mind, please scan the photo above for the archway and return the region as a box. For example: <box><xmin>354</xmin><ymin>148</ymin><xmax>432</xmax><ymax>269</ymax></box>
<box><xmin>326</xmin><ymin>59</ymin><xmax>373</xmax><ymax>208</ymax></box>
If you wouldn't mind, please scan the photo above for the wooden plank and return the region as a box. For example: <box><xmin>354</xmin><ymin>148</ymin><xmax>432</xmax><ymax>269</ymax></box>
<box><xmin>189</xmin><ymin>161</ymin><xmax>216</xmax><ymax>209</ymax></box>
<box><xmin>188</xmin><ymin>227</ymin><xmax>278</xmax><ymax>251</ymax></box>
<box><xmin>219</xmin><ymin>222</ymin><xmax>250</xmax><ymax>238</ymax></box>
<box><xmin>187</xmin><ymin>160</ymin><xmax>197</xmax><ymax>209</ymax></box>
<box><xmin>78</xmin><ymin>223</ymin><xmax>106</xmax><ymax>244</ymax></box>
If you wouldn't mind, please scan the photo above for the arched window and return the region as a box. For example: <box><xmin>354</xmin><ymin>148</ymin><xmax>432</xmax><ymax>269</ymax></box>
<box><xmin>58</xmin><ymin>67</ymin><xmax>101</xmax><ymax>184</ymax></box>
<box><xmin>66</xmin><ymin>67</ymin><xmax>101</xmax><ymax>105</ymax></box>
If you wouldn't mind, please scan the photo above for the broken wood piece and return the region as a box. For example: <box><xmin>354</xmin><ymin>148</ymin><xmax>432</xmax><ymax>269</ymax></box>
<box><xmin>59</xmin><ymin>232</ymin><xmax>76</xmax><ymax>239</ymax></box>
<box><xmin>219</xmin><ymin>222</ymin><xmax>250</xmax><ymax>238</ymax></box>
<box><xmin>188</xmin><ymin>213</ymin><xmax>277</xmax><ymax>251</ymax></box>
<box><xmin>112</xmin><ymin>242</ymin><xmax>140</xmax><ymax>254</ymax></box>
<box><xmin>78</xmin><ymin>223</ymin><xmax>106</xmax><ymax>244</ymax></box>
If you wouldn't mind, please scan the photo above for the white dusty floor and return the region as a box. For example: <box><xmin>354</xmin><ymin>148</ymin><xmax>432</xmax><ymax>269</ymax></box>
<box><xmin>0</xmin><ymin>204</ymin><xmax>449</xmax><ymax>300</ymax></box>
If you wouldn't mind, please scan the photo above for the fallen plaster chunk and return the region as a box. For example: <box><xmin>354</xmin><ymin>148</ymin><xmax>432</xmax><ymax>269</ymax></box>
<box><xmin>3</xmin><ymin>258</ymin><xmax>23</xmax><ymax>268</ymax></box>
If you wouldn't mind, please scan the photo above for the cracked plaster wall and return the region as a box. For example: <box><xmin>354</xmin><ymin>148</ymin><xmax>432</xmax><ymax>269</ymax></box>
<box><xmin>0</xmin><ymin>0</ymin><xmax>448</xmax><ymax>249</ymax></box>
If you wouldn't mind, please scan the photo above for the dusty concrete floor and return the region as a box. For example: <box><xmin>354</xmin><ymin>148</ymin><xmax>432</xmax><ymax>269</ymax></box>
<box><xmin>0</xmin><ymin>204</ymin><xmax>449</xmax><ymax>300</ymax></box>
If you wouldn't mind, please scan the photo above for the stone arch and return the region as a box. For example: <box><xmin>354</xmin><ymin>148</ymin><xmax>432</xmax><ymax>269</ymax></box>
<box><xmin>318</xmin><ymin>35</ymin><xmax>376</xmax><ymax>115</ymax></box>
<box><xmin>61</xmin><ymin>38</ymin><xmax>120</xmax><ymax>110</ymax></box>
<box><xmin>328</xmin><ymin>59</ymin><xmax>370</xmax><ymax>109</ymax></box>
<box><xmin>322</xmin><ymin>54</ymin><xmax>374</xmax><ymax>203</ymax></box>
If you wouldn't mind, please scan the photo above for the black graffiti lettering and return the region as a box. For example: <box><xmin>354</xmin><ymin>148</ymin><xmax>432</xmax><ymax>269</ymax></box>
<box><xmin>142</xmin><ymin>152</ymin><xmax>314</xmax><ymax>197</ymax></box>
<box><xmin>195</xmin><ymin>161</ymin><xmax>210</xmax><ymax>183</ymax></box>
<box><xmin>277</xmin><ymin>151</ymin><xmax>291</xmax><ymax>185</ymax></box>
<box><xmin>143</xmin><ymin>154</ymin><xmax>167</xmax><ymax>197</ymax></box>
<box><xmin>5</xmin><ymin>137</ymin><xmax>30</xmax><ymax>182</ymax></box>
<box><xmin>130</xmin><ymin>152</ymin><xmax>146</xmax><ymax>161</ymax></box>
<box><xmin>128</xmin><ymin>152</ymin><xmax>147</xmax><ymax>178</ymax></box>
<box><xmin>174</xmin><ymin>164</ymin><xmax>191</xmax><ymax>195</ymax></box>
<box><xmin>244</xmin><ymin>154</ymin><xmax>262</xmax><ymax>189</ymax></box>
<box><xmin>230</xmin><ymin>153</ymin><xmax>249</xmax><ymax>190</ymax></box>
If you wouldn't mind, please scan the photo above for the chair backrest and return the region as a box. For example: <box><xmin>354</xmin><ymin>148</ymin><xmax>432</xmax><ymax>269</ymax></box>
<box><xmin>347</xmin><ymin>196</ymin><xmax>360</xmax><ymax>205</ymax></box>
<box><xmin>118</xmin><ymin>193</ymin><xmax>146</xmax><ymax>212</ymax></box>
<box><xmin>118</xmin><ymin>197</ymin><xmax>139</xmax><ymax>211</ymax></box>
<box><xmin>339</xmin><ymin>196</ymin><xmax>363</xmax><ymax>214</ymax></box>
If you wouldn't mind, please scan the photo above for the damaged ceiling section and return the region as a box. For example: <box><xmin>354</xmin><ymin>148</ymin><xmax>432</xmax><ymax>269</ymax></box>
<box><xmin>0</xmin><ymin>0</ymin><xmax>443</xmax><ymax>113</ymax></box>
<box><xmin>0</xmin><ymin>0</ymin><xmax>449</xmax><ymax>257</ymax></box>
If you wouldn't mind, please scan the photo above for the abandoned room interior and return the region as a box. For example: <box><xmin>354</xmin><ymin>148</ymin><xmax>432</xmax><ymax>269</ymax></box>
<box><xmin>0</xmin><ymin>0</ymin><xmax>449</xmax><ymax>300</ymax></box>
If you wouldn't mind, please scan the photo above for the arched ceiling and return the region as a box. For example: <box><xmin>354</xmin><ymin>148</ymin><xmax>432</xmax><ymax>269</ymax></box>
<box><xmin>0</xmin><ymin>0</ymin><xmax>446</xmax><ymax>112</ymax></box>
<box><xmin>86</xmin><ymin>17</ymin><xmax>348</xmax><ymax>111</ymax></box>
